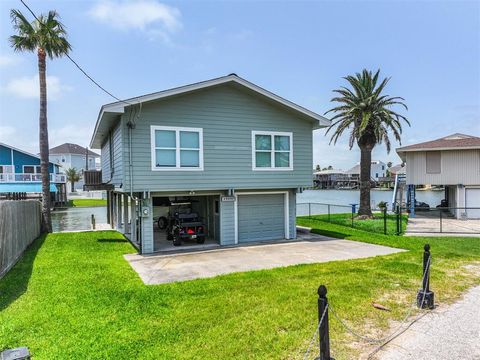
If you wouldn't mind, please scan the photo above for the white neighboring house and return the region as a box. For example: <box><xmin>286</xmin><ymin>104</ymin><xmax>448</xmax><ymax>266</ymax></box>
<box><xmin>397</xmin><ymin>133</ymin><xmax>480</xmax><ymax>219</ymax></box>
<box><xmin>346</xmin><ymin>160</ymin><xmax>387</xmax><ymax>182</ymax></box>
<box><xmin>49</xmin><ymin>143</ymin><xmax>101</xmax><ymax>191</ymax></box>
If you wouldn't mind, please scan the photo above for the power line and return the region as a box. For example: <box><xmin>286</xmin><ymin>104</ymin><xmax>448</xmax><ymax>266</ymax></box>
<box><xmin>19</xmin><ymin>0</ymin><xmax>131</xmax><ymax>105</ymax></box>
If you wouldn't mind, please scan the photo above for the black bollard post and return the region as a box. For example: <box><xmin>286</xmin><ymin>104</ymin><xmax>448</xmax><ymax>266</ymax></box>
<box><xmin>383</xmin><ymin>207</ymin><xmax>387</xmax><ymax>235</ymax></box>
<box><xmin>417</xmin><ymin>244</ymin><xmax>435</xmax><ymax>309</ymax></box>
<box><xmin>316</xmin><ymin>285</ymin><xmax>334</xmax><ymax>360</ymax></box>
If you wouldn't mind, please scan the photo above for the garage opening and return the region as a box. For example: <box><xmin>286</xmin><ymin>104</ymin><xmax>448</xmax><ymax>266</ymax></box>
<box><xmin>153</xmin><ymin>195</ymin><xmax>220</xmax><ymax>252</ymax></box>
<box><xmin>237</xmin><ymin>193</ymin><xmax>287</xmax><ymax>243</ymax></box>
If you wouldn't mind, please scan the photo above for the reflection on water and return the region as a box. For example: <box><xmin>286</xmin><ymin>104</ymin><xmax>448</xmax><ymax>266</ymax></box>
<box><xmin>52</xmin><ymin>206</ymin><xmax>107</xmax><ymax>232</ymax></box>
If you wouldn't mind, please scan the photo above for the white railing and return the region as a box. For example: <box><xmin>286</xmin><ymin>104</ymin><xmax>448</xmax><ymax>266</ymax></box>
<box><xmin>0</xmin><ymin>173</ymin><xmax>66</xmax><ymax>183</ymax></box>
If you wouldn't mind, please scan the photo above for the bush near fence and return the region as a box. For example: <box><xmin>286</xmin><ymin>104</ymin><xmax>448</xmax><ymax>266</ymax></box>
<box><xmin>0</xmin><ymin>200</ymin><xmax>41</xmax><ymax>278</ymax></box>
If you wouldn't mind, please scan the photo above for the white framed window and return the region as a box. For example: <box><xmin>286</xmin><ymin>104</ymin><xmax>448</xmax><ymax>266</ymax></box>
<box><xmin>252</xmin><ymin>131</ymin><xmax>293</xmax><ymax>170</ymax></box>
<box><xmin>150</xmin><ymin>126</ymin><xmax>204</xmax><ymax>171</ymax></box>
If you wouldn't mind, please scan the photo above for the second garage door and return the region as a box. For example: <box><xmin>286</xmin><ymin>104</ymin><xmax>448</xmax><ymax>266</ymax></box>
<box><xmin>466</xmin><ymin>188</ymin><xmax>480</xmax><ymax>219</ymax></box>
<box><xmin>238</xmin><ymin>193</ymin><xmax>286</xmax><ymax>243</ymax></box>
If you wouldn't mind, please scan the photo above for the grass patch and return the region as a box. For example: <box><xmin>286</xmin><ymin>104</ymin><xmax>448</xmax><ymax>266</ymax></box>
<box><xmin>0</xmin><ymin>226</ymin><xmax>479</xmax><ymax>359</ymax></box>
<box><xmin>298</xmin><ymin>212</ymin><xmax>408</xmax><ymax>235</ymax></box>
<box><xmin>67</xmin><ymin>198</ymin><xmax>107</xmax><ymax>207</ymax></box>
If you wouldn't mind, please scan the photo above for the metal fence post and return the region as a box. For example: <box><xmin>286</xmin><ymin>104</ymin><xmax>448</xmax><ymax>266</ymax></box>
<box><xmin>383</xmin><ymin>207</ymin><xmax>387</xmax><ymax>235</ymax></box>
<box><xmin>317</xmin><ymin>285</ymin><xmax>333</xmax><ymax>360</ymax></box>
<box><xmin>417</xmin><ymin>244</ymin><xmax>435</xmax><ymax>309</ymax></box>
<box><xmin>328</xmin><ymin>204</ymin><xmax>331</xmax><ymax>222</ymax></box>
<box><xmin>309</xmin><ymin>203</ymin><xmax>312</xmax><ymax>218</ymax></box>
<box><xmin>91</xmin><ymin>214</ymin><xmax>96</xmax><ymax>230</ymax></box>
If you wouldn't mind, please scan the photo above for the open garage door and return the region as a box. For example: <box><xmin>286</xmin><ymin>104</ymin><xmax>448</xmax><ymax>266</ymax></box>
<box><xmin>465</xmin><ymin>188</ymin><xmax>480</xmax><ymax>219</ymax></box>
<box><xmin>237</xmin><ymin>193</ymin><xmax>286</xmax><ymax>243</ymax></box>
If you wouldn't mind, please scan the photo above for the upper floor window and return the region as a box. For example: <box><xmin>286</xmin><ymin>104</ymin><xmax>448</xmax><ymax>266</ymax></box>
<box><xmin>426</xmin><ymin>151</ymin><xmax>441</xmax><ymax>174</ymax></box>
<box><xmin>252</xmin><ymin>131</ymin><xmax>293</xmax><ymax>170</ymax></box>
<box><xmin>151</xmin><ymin>126</ymin><xmax>204</xmax><ymax>171</ymax></box>
<box><xmin>23</xmin><ymin>165</ymin><xmax>41</xmax><ymax>174</ymax></box>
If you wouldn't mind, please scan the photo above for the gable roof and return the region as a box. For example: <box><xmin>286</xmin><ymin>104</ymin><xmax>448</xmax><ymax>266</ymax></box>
<box><xmin>50</xmin><ymin>143</ymin><xmax>99</xmax><ymax>157</ymax></box>
<box><xmin>89</xmin><ymin>74</ymin><xmax>331</xmax><ymax>148</ymax></box>
<box><xmin>396</xmin><ymin>133</ymin><xmax>480</xmax><ymax>154</ymax></box>
<box><xmin>0</xmin><ymin>142</ymin><xmax>58</xmax><ymax>166</ymax></box>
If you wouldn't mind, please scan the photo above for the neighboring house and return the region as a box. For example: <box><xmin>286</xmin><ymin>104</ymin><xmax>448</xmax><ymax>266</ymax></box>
<box><xmin>313</xmin><ymin>169</ymin><xmax>353</xmax><ymax>189</ymax></box>
<box><xmin>396</xmin><ymin>133</ymin><xmax>480</xmax><ymax>219</ymax></box>
<box><xmin>0</xmin><ymin>142</ymin><xmax>66</xmax><ymax>202</ymax></box>
<box><xmin>346</xmin><ymin>160</ymin><xmax>387</xmax><ymax>183</ymax></box>
<box><xmin>49</xmin><ymin>143</ymin><xmax>101</xmax><ymax>190</ymax></box>
<box><xmin>88</xmin><ymin>74</ymin><xmax>330</xmax><ymax>254</ymax></box>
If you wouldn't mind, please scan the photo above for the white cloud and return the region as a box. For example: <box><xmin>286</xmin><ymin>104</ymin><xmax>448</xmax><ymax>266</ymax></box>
<box><xmin>89</xmin><ymin>0</ymin><xmax>182</xmax><ymax>41</ymax></box>
<box><xmin>0</xmin><ymin>55</ymin><xmax>19</xmax><ymax>67</ymax></box>
<box><xmin>49</xmin><ymin>124</ymin><xmax>95</xmax><ymax>149</ymax></box>
<box><xmin>3</xmin><ymin>75</ymin><xmax>72</xmax><ymax>100</ymax></box>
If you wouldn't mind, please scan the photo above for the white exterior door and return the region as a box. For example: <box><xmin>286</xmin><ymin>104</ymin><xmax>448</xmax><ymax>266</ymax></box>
<box><xmin>465</xmin><ymin>188</ymin><xmax>480</xmax><ymax>219</ymax></box>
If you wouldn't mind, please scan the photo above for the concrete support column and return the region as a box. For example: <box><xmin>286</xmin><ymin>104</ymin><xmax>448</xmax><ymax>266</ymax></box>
<box><xmin>117</xmin><ymin>193</ymin><xmax>123</xmax><ymax>231</ymax></box>
<box><xmin>111</xmin><ymin>192</ymin><xmax>116</xmax><ymax>229</ymax></box>
<box><xmin>123</xmin><ymin>193</ymin><xmax>129</xmax><ymax>234</ymax></box>
<box><xmin>106</xmin><ymin>191</ymin><xmax>111</xmax><ymax>225</ymax></box>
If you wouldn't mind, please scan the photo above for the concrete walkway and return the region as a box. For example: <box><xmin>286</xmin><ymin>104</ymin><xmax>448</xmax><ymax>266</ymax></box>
<box><xmin>405</xmin><ymin>217</ymin><xmax>480</xmax><ymax>237</ymax></box>
<box><xmin>124</xmin><ymin>233</ymin><xmax>404</xmax><ymax>284</ymax></box>
<box><xmin>375</xmin><ymin>285</ymin><xmax>480</xmax><ymax>360</ymax></box>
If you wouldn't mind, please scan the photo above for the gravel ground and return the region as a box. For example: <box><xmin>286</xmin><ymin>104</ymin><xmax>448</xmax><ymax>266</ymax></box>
<box><xmin>374</xmin><ymin>285</ymin><xmax>480</xmax><ymax>360</ymax></box>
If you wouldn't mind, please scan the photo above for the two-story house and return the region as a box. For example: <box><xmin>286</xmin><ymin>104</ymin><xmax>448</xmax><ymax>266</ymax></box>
<box><xmin>397</xmin><ymin>133</ymin><xmax>480</xmax><ymax>218</ymax></box>
<box><xmin>89</xmin><ymin>75</ymin><xmax>330</xmax><ymax>254</ymax></box>
<box><xmin>0</xmin><ymin>142</ymin><xmax>66</xmax><ymax>202</ymax></box>
<box><xmin>49</xmin><ymin>143</ymin><xmax>101</xmax><ymax>191</ymax></box>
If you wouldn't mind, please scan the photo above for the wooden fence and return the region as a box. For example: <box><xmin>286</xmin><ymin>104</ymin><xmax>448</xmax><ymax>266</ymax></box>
<box><xmin>0</xmin><ymin>200</ymin><xmax>41</xmax><ymax>278</ymax></box>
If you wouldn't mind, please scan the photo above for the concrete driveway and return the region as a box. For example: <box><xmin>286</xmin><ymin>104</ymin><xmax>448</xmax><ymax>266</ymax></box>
<box><xmin>125</xmin><ymin>232</ymin><xmax>405</xmax><ymax>284</ymax></box>
<box><xmin>405</xmin><ymin>217</ymin><xmax>480</xmax><ymax>237</ymax></box>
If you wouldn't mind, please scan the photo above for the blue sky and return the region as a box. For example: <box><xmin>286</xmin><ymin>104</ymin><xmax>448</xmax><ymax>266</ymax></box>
<box><xmin>0</xmin><ymin>0</ymin><xmax>479</xmax><ymax>169</ymax></box>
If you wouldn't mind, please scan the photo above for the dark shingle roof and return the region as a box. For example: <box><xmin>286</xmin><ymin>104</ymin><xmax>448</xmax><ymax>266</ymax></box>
<box><xmin>50</xmin><ymin>143</ymin><xmax>99</xmax><ymax>157</ymax></box>
<box><xmin>397</xmin><ymin>133</ymin><xmax>480</xmax><ymax>152</ymax></box>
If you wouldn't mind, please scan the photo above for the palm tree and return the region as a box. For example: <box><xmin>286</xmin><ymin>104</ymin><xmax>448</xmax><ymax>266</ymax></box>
<box><xmin>65</xmin><ymin>168</ymin><xmax>81</xmax><ymax>192</ymax></box>
<box><xmin>326</xmin><ymin>69</ymin><xmax>409</xmax><ymax>216</ymax></box>
<box><xmin>10</xmin><ymin>9</ymin><xmax>71</xmax><ymax>232</ymax></box>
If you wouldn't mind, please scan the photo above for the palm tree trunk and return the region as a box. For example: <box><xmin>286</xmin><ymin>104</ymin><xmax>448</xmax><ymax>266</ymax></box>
<box><xmin>38</xmin><ymin>48</ymin><xmax>52</xmax><ymax>233</ymax></box>
<box><xmin>358</xmin><ymin>146</ymin><xmax>373</xmax><ymax>216</ymax></box>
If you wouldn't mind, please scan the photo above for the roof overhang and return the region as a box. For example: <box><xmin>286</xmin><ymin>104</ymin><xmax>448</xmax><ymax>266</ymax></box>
<box><xmin>396</xmin><ymin>145</ymin><xmax>480</xmax><ymax>161</ymax></box>
<box><xmin>89</xmin><ymin>74</ymin><xmax>331</xmax><ymax>149</ymax></box>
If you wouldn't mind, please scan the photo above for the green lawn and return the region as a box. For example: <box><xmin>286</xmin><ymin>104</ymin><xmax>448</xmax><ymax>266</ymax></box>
<box><xmin>0</xmin><ymin>224</ymin><xmax>479</xmax><ymax>359</ymax></box>
<box><xmin>298</xmin><ymin>212</ymin><xmax>408</xmax><ymax>235</ymax></box>
<box><xmin>67</xmin><ymin>198</ymin><xmax>107</xmax><ymax>207</ymax></box>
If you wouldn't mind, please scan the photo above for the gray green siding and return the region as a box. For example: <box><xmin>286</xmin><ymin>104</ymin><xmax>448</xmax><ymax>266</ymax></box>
<box><xmin>120</xmin><ymin>84</ymin><xmax>313</xmax><ymax>192</ymax></box>
<box><xmin>101</xmin><ymin>121</ymin><xmax>125</xmax><ymax>185</ymax></box>
<box><xmin>219</xmin><ymin>199</ymin><xmax>235</xmax><ymax>245</ymax></box>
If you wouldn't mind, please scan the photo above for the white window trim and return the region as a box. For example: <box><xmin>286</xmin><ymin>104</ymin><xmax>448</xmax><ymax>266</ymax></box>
<box><xmin>251</xmin><ymin>131</ymin><xmax>293</xmax><ymax>171</ymax></box>
<box><xmin>150</xmin><ymin>125</ymin><xmax>204</xmax><ymax>171</ymax></box>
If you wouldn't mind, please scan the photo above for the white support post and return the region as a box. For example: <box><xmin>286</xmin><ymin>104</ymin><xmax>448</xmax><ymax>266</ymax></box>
<box><xmin>117</xmin><ymin>193</ymin><xmax>123</xmax><ymax>231</ymax></box>
<box><xmin>123</xmin><ymin>193</ymin><xmax>129</xmax><ymax>234</ymax></box>
<box><xmin>130</xmin><ymin>197</ymin><xmax>137</xmax><ymax>243</ymax></box>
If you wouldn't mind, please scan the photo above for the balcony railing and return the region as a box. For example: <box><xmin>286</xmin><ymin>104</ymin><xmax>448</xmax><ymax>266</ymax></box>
<box><xmin>0</xmin><ymin>173</ymin><xmax>66</xmax><ymax>183</ymax></box>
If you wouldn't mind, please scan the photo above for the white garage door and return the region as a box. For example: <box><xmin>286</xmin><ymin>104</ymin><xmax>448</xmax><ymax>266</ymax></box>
<box><xmin>237</xmin><ymin>194</ymin><xmax>286</xmax><ymax>243</ymax></box>
<box><xmin>465</xmin><ymin>188</ymin><xmax>480</xmax><ymax>219</ymax></box>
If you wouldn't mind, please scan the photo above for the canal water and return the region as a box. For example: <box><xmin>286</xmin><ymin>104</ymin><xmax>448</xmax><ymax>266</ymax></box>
<box><xmin>297</xmin><ymin>189</ymin><xmax>444</xmax><ymax>216</ymax></box>
<box><xmin>51</xmin><ymin>206</ymin><xmax>107</xmax><ymax>232</ymax></box>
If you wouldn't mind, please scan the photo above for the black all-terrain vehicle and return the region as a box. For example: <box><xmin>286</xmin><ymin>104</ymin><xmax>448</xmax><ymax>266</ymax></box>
<box><xmin>166</xmin><ymin>212</ymin><xmax>206</xmax><ymax>246</ymax></box>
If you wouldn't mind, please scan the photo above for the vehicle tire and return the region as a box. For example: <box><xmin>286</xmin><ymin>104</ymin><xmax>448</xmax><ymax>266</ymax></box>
<box><xmin>196</xmin><ymin>236</ymin><xmax>205</xmax><ymax>244</ymax></box>
<box><xmin>157</xmin><ymin>216</ymin><xmax>168</xmax><ymax>230</ymax></box>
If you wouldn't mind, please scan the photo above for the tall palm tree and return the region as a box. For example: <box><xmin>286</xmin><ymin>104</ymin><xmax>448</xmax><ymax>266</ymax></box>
<box><xmin>326</xmin><ymin>69</ymin><xmax>409</xmax><ymax>216</ymax></box>
<box><xmin>10</xmin><ymin>9</ymin><xmax>71</xmax><ymax>232</ymax></box>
